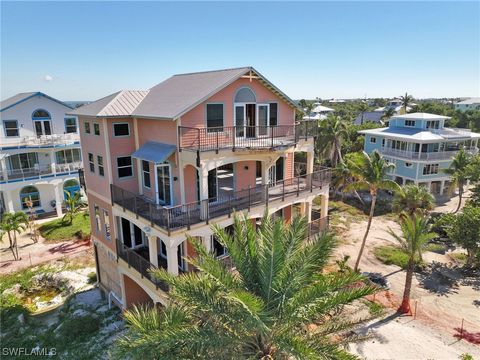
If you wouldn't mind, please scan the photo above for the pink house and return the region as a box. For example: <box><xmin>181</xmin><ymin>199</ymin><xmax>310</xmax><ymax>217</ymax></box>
<box><xmin>72</xmin><ymin>67</ymin><xmax>330</xmax><ymax>308</ymax></box>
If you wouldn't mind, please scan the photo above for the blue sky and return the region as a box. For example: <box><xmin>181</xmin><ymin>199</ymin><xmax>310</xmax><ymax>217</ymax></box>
<box><xmin>1</xmin><ymin>1</ymin><xmax>479</xmax><ymax>101</ymax></box>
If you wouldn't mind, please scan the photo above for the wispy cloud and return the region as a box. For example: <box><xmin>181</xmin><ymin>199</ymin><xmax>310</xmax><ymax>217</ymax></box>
<box><xmin>44</xmin><ymin>74</ymin><xmax>53</xmax><ymax>82</ymax></box>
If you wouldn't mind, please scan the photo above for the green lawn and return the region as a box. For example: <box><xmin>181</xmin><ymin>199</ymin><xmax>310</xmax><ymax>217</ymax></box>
<box><xmin>373</xmin><ymin>245</ymin><xmax>421</xmax><ymax>269</ymax></box>
<box><xmin>39</xmin><ymin>212</ymin><xmax>91</xmax><ymax>242</ymax></box>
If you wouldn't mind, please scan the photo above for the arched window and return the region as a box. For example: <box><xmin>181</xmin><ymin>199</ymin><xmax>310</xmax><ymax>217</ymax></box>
<box><xmin>20</xmin><ymin>186</ymin><xmax>40</xmax><ymax>209</ymax></box>
<box><xmin>32</xmin><ymin>109</ymin><xmax>51</xmax><ymax>119</ymax></box>
<box><xmin>234</xmin><ymin>87</ymin><xmax>256</xmax><ymax>103</ymax></box>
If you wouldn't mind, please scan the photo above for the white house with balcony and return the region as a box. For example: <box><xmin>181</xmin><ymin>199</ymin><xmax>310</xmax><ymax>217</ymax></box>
<box><xmin>359</xmin><ymin>113</ymin><xmax>480</xmax><ymax>195</ymax></box>
<box><xmin>303</xmin><ymin>104</ymin><xmax>334</xmax><ymax>121</ymax></box>
<box><xmin>455</xmin><ymin>98</ymin><xmax>480</xmax><ymax>112</ymax></box>
<box><xmin>0</xmin><ymin>92</ymin><xmax>83</xmax><ymax>216</ymax></box>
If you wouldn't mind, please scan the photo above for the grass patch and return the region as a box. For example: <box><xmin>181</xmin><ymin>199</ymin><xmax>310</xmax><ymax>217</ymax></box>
<box><xmin>363</xmin><ymin>300</ymin><xmax>385</xmax><ymax>317</ymax></box>
<box><xmin>449</xmin><ymin>252</ymin><xmax>467</xmax><ymax>265</ymax></box>
<box><xmin>39</xmin><ymin>212</ymin><xmax>91</xmax><ymax>242</ymax></box>
<box><xmin>425</xmin><ymin>243</ymin><xmax>447</xmax><ymax>254</ymax></box>
<box><xmin>373</xmin><ymin>245</ymin><xmax>418</xmax><ymax>269</ymax></box>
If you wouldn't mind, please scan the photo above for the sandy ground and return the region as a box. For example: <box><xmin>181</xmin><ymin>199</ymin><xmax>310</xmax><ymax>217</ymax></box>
<box><xmin>0</xmin><ymin>217</ymin><xmax>91</xmax><ymax>274</ymax></box>
<box><xmin>334</xmin><ymin>193</ymin><xmax>480</xmax><ymax>359</ymax></box>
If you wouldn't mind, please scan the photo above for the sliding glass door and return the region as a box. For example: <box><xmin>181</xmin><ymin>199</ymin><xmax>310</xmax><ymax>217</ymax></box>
<box><xmin>156</xmin><ymin>163</ymin><xmax>171</xmax><ymax>206</ymax></box>
<box><xmin>34</xmin><ymin>120</ymin><xmax>52</xmax><ymax>136</ymax></box>
<box><xmin>257</xmin><ymin>104</ymin><xmax>269</xmax><ymax>136</ymax></box>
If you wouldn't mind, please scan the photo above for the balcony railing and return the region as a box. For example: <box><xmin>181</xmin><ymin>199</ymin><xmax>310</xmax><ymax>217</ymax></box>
<box><xmin>111</xmin><ymin>167</ymin><xmax>331</xmax><ymax>234</ymax></box>
<box><xmin>1</xmin><ymin>133</ymin><xmax>81</xmax><ymax>149</ymax></box>
<box><xmin>116</xmin><ymin>238</ymin><xmax>169</xmax><ymax>292</ymax></box>
<box><xmin>0</xmin><ymin>162</ymin><xmax>83</xmax><ymax>182</ymax></box>
<box><xmin>178</xmin><ymin>122</ymin><xmax>318</xmax><ymax>152</ymax></box>
<box><xmin>381</xmin><ymin>147</ymin><xmax>478</xmax><ymax>161</ymax></box>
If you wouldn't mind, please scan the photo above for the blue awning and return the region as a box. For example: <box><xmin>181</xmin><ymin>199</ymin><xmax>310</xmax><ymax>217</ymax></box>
<box><xmin>131</xmin><ymin>141</ymin><xmax>176</xmax><ymax>164</ymax></box>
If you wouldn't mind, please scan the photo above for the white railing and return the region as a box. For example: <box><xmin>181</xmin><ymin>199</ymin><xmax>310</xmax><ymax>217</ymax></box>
<box><xmin>2</xmin><ymin>133</ymin><xmax>80</xmax><ymax>148</ymax></box>
<box><xmin>1</xmin><ymin>162</ymin><xmax>82</xmax><ymax>181</ymax></box>
<box><xmin>381</xmin><ymin>147</ymin><xmax>478</xmax><ymax>161</ymax></box>
<box><xmin>430</xmin><ymin>128</ymin><xmax>472</xmax><ymax>138</ymax></box>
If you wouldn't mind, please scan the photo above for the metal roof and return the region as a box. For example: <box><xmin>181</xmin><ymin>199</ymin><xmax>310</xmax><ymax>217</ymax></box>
<box><xmin>131</xmin><ymin>141</ymin><xmax>176</xmax><ymax>164</ymax></box>
<box><xmin>456</xmin><ymin>98</ymin><xmax>480</xmax><ymax>105</ymax></box>
<box><xmin>70</xmin><ymin>90</ymin><xmax>149</xmax><ymax>117</ymax></box>
<box><xmin>1</xmin><ymin>92</ymin><xmax>73</xmax><ymax>112</ymax></box>
<box><xmin>359</xmin><ymin>126</ymin><xmax>480</xmax><ymax>141</ymax></box>
<box><xmin>390</xmin><ymin>112</ymin><xmax>450</xmax><ymax>120</ymax></box>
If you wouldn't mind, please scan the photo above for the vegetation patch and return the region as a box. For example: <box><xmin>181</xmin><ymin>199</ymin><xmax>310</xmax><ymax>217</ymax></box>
<box><xmin>363</xmin><ymin>299</ymin><xmax>385</xmax><ymax>317</ymax></box>
<box><xmin>39</xmin><ymin>212</ymin><xmax>91</xmax><ymax>242</ymax></box>
<box><xmin>373</xmin><ymin>245</ymin><xmax>421</xmax><ymax>269</ymax></box>
<box><xmin>425</xmin><ymin>243</ymin><xmax>447</xmax><ymax>254</ymax></box>
<box><xmin>449</xmin><ymin>252</ymin><xmax>468</xmax><ymax>265</ymax></box>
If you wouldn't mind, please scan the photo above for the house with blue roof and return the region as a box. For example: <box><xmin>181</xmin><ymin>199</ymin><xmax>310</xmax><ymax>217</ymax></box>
<box><xmin>0</xmin><ymin>92</ymin><xmax>84</xmax><ymax>216</ymax></box>
<box><xmin>359</xmin><ymin>113</ymin><xmax>480</xmax><ymax>195</ymax></box>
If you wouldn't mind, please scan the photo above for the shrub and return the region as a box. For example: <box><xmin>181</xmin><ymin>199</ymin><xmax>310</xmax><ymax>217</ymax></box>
<box><xmin>373</xmin><ymin>245</ymin><xmax>420</xmax><ymax>269</ymax></box>
<box><xmin>59</xmin><ymin>314</ymin><xmax>101</xmax><ymax>342</ymax></box>
<box><xmin>87</xmin><ymin>272</ymin><xmax>97</xmax><ymax>284</ymax></box>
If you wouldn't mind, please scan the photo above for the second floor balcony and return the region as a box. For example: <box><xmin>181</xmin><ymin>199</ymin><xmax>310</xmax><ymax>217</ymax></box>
<box><xmin>0</xmin><ymin>162</ymin><xmax>83</xmax><ymax>183</ymax></box>
<box><xmin>381</xmin><ymin>146</ymin><xmax>479</xmax><ymax>161</ymax></box>
<box><xmin>111</xmin><ymin>167</ymin><xmax>331</xmax><ymax>234</ymax></box>
<box><xmin>178</xmin><ymin>122</ymin><xmax>318</xmax><ymax>152</ymax></box>
<box><xmin>1</xmin><ymin>133</ymin><xmax>80</xmax><ymax>150</ymax></box>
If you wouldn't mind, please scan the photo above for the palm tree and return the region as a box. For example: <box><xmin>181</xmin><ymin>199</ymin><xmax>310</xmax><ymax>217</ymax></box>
<box><xmin>332</xmin><ymin>158</ymin><xmax>365</xmax><ymax>206</ymax></box>
<box><xmin>358</xmin><ymin>102</ymin><xmax>369</xmax><ymax>125</ymax></box>
<box><xmin>116</xmin><ymin>214</ymin><xmax>376</xmax><ymax>359</ymax></box>
<box><xmin>399</xmin><ymin>92</ymin><xmax>413</xmax><ymax>114</ymax></box>
<box><xmin>62</xmin><ymin>191</ymin><xmax>84</xmax><ymax>224</ymax></box>
<box><xmin>387</xmin><ymin>214</ymin><xmax>436</xmax><ymax>314</ymax></box>
<box><xmin>344</xmin><ymin>151</ymin><xmax>401</xmax><ymax>271</ymax></box>
<box><xmin>392</xmin><ymin>184</ymin><xmax>435</xmax><ymax>216</ymax></box>
<box><xmin>0</xmin><ymin>212</ymin><xmax>28</xmax><ymax>261</ymax></box>
<box><xmin>316</xmin><ymin>114</ymin><xmax>348</xmax><ymax>167</ymax></box>
<box><xmin>443</xmin><ymin>148</ymin><xmax>471</xmax><ymax>213</ymax></box>
<box><xmin>381</xmin><ymin>107</ymin><xmax>395</xmax><ymax>124</ymax></box>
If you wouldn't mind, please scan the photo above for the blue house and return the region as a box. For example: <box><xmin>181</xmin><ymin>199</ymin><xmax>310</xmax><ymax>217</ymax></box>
<box><xmin>359</xmin><ymin>113</ymin><xmax>480</xmax><ymax>194</ymax></box>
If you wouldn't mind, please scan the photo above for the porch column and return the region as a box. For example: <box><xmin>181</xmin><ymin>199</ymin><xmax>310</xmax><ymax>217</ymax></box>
<box><xmin>261</xmin><ymin>160</ymin><xmax>269</xmax><ymax>185</ymax></box>
<box><xmin>320</xmin><ymin>193</ymin><xmax>329</xmax><ymax>219</ymax></box>
<box><xmin>50</xmin><ymin>150</ymin><xmax>56</xmax><ymax>175</ymax></box>
<box><xmin>54</xmin><ymin>184</ymin><xmax>63</xmax><ymax>217</ymax></box>
<box><xmin>3</xmin><ymin>190</ymin><xmax>14</xmax><ymax>213</ymax></box>
<box><xmin>306</xmin><ymin>151</ymin><xmax>314</xmax><ymax>174</ymax></box>
<box><xmin>305</xmin><ymin>201</ymin><xmax>312</xmax><ymax>222</ymax></box>
<box><xmin>439</xmin><ymin>180</ymin><xmax>445</xmax><ymax>196</ymax></box>
<box><xmin>0</xmin><ymin>157</ymin><xmax>8</xmax><ymax>181</ymax></box>
<box><xmin>426</xmin><ymin>182</ymin><xmax>432</xmax><ymax>193</ymax></box>
<box><xmin>199</xmin><ymin>166</ymin><xmax>209</xmax><ymax>220</ymax></box>
<box><xmin>203</xmin><ymin>235</ymin><xmax>212</xmax><ymax>253</ymax></box>
<box><xmin>166</xmin><ymin>244</ymin><xmax>179</xmax><ymax>276</ymax></box>
<box><xmin>148</xmin><ymin>235</ymin><xmax>158</xmax><ymax>267</ymax></box>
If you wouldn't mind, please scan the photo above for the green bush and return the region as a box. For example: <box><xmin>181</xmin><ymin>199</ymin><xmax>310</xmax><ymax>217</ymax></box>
<box><xmin>374</xmin><ymin>246</ymin><xmax>414</xmax><ymax>269</ymax></box>
<box><xmin>87</xmin><ymin>272</ymin><xmax>97</xmax><ymax>284</ymax></box>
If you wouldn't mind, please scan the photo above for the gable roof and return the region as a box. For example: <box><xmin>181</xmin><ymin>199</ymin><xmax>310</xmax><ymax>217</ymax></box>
<box><xmin>71</xmin><ymin>67</ymin><xmax>300</xmax><ymax>119</ymax></box>
<box><xmin>1</xmin><ymin>92</ymin><xmax>73</xmax><ymax>112</ymax></box>
<box><xmin>69</xmin><ymin>90</ymin><xmax>149</xmax><ymax>117</ymax></box>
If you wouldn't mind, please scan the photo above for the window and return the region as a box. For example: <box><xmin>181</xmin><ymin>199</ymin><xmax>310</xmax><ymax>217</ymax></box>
<box><xmin>84</xmin><ymin>122</ymin><xmax>91</xmax><ymax>134</ymax></box>
<box><xmin>56</xmin><ymin>149</ymin><xmax>81</xmax><ymax>164</ymax></box>
<box><xmin>88</xmin><ymin>153</ymin><xmax>95</xmax><ymax>173</ymax></box>
<box><xmin>206</xmin><ymin>104</ymin><xmax>224</xmax><ymax>132</ymax></box>
<box><xmin>426</xmin><ymin>121</ymin><xmax>439</xmax><ymax>129</ymax></box>
<box><xmin>94</xmin><ymin>205</ymin><xmax>101</xmax><ymax>232</ymax></box>
<box><xmin>370</xmin><ymin>137</ymin><xmax>377</xmax><ymax>144</ymax></box>
<box><xmin>97</xmin><ymin>155</ymin><xmax>104</xmax><ymax>176</ymax></box>
<box><xmin>117</xmin><ymin>156</ymin><xmax>133</xmax><ymax>178</ymax></box>
<box><xmin>405</xmin><ymin>120</ymin><xmax>416</xmax><ymax>127</ymax></box>
<box><xmin>423</xmin><ymin>164</ymin><xmax>439</xmax><ymax>175</ymax></box>
<box><xmin>8</xmin><ymin>153</ymin><xmax>38</xmax><ymax>170</ymax></box>
<box><xmin>405</xmin><ymin>162</ymin><xmax>413</xmax><ymax>168</ymax></box>
<box><xmin>3</xmin><ymin>120</ymin><xmax>19</xmax><ymax>137</ymax></box>
<box><xmin>32</xmin><ymin>109</ymin><xmax>50</xmax><ymax>119</ymax></box>
<box><xmin>93</xmin><ymin>123</ymin><xmax>100</xmax><ymax>136</ymax></box>
<box><xmin>64</xmin><ymin>118</ymin><xmax>77</xmax><ymax>133</ymax></box>
<box><xmin>142</xmin><ymin>160</ymin><xmax>151</xmax><ymax>188</ymax></box>
<box><xmin>20</xmin><ymin>186</ymin><xmax>40</xmax><ymax>209</ymax></box>
<box><xmin>113</xmin><ymin>123</ymin><xmax>130</xmax><ymax>137</ymax></box>
<box><xmin>234</xmin><ymin>87</ymin><xmax>256</xmax><ymax>103</ymax></box>
<box><xmin>156</xmin><ymin>163</ymin><xmax>171</xmax><ymax>205</ymax></box>
<box><xmin>269</xmin><ymin>103</ymin><xmax>278</xmax><ymax>126</ymax></box>
<box><xmin>103</xmin><ymin>209</ymin><xmax>111</xmax><ymax>240</ymax></box>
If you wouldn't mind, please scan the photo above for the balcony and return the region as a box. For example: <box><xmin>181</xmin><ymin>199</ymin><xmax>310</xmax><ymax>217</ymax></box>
<box><xmin>0</xmin><ymin>162</ymin><xmax>83</xmax><ymax>183</ymax></box>
<box><xmin>381</xmin><ymin>147</ymin><xmax>478</xmax><ymax>161</ymax></box>
<box><xmin>1</xmin><ymin>133</ymin><xmax>80</xmax><ymax>150</ymax></box>
<box><xmin>178</xmin><ymin>122</ymin><xmax>318</xmax><ymax>152</ymax></box>
<box><xmin>111</xmin><ymin>167</ymin><xmax>331</xmax><ymax>234</ymax></box>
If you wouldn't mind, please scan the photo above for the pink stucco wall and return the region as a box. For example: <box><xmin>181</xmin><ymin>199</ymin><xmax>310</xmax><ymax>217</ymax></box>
<box><xmin>234</xmin><ymin>161</ymin><xmax>257</xmax><ymax>191</ymax></box>
<box><xmin>183</xmin><ymin>165</ymin><xmax>198</xmax><ymax>203</ymax></box>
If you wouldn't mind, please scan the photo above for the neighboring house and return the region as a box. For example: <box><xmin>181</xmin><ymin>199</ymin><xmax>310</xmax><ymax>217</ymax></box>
<box><xmin>359</xmin><ymin>112</ymin><xmax>480</xmax><ymax>194</ymax></box>
<box><xmin>72</xmin><ymin>67</ymin><xmax>331</xmax><ymax>309</ymax></box>
<box><xmin>374</xmin><ymin>98</ymin><xmax>414</xmax><ymax>114</ymax></box>
<box><xmin>0</xmin><ymin>92</ymin><xmax>83</xmax><ymax>217</ymax></box>
<box><xmin>303</xmin><ymin>104</ymin><xmax>334</xmax><ymax>120</ymax></box>
<box><xmin>455</xmin><ymin>98</ymin><xmax>480</xmax><ymax>112</ymax></box>
<box><xmin>354</xmin><ymin>111</ymin><xmax>384</xmax><ymax>125</ymax></box>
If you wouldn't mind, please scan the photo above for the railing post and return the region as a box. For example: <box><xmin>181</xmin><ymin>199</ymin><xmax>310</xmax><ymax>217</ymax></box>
<box><xmin>265</xmin><ymin>184</ymin><xmax>269</xmax><ymax>207</ymax></box>
<box><xmin>271</xmin><ymin>126</ymin><xmax>274</xmax><ymax>148</ymax></box>
<box><xmin>310</xmin><ymin>173</ymin><xmax>313</xmax><ymax>192</ymax></box>
<box><xmin>228</xmin><ymin>196</ymin><xmax>232</xmax><ymax>218</ymax></box>
<box><xmin>110</xmin><ymin>184</ymin><xmax>114</xmax><ymax>206</ymax></box>
<box><xmin>297</xmin><ymin>176</ymin><xmax>300</xmax><ymax>196</ymax></box>
<box><xmin>149</xmin><ymin>203</ymin><xmax>154</xmax><ymax>227</ymax></box>
<box><xmin>121</xmin><ymin>188</ymin><xmax>125</xmax><ymax>211</ymax></box>
<box><xmin>205</xmin><ymin>200</ymin><xmax>209</xmax><ymax>225</ymax></box>
<box><xmin>232</xmin><ymin>127</ymin><xmax>236</xmax><ymax>152</ymax></box>
<box><xmin>167</xmin><ymin>209</ymin><xmax>171</xmax><ymax>236</ymax></box>
<box><xmin>248</xmin><ymin>186</ymin><xmax>251</xmax><ymax>212</ymax></box>
<box><xmin>216</xmin><ymin>130</ymin><xmax>219</xmax><ymax>154</ymax></box>
<box><xmin>127</xmin><ymin>248</ymin><xmax>131</xmax><ymax>268</ymax></box>
<box><xmin>187</xmin><ymin>205</ymin><xmax>191</xmax><ymax>230</ymax></box>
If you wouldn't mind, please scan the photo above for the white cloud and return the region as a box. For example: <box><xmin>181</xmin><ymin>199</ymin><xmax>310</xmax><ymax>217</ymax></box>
<box><xmin>44</xmin><ymin>74</ymin><xmax>53</xmax><ymax>82</ymax></box>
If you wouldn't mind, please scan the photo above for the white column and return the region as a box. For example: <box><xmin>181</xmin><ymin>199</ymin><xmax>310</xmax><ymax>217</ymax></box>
<box><xmin>166</xmin><ymin>244</ymin><xmax>179</xmax><ymax>276</ymax></box>
<box><xmin>305</xmin><ymin>201</ymin><xmax>312</xmax><ymax>222</ymax></box>
<box><xmin>148</xmin><ymin>235</ymin><xmax>158</xmax><ymax>267</ymax></box>
<box><xmin>426</xmin><ymin>182</ymin><xmax>432</xmax><ymax>193</ymax></box>
<box><xmin>203</xmin><ymin>235</ymin><xmax>212</xmax><ymax>253</ymax></box>
<box><xmin>306</xmin><ymin>151</ymin><xmax>314</xmax><ymax>174</ymax></box>
<box><xmin>320</xmin><ymin>193</ymin><xmax>329</xmax><ymax>219</ymax></box>
<box><xmin>0</xmin><ymin>158</ymin><xmax>8</xmax><ymax>181</ymax></box>
<box><xmin>4</xmin><ymin>190</ymin><xmax>14</xmax><ymax>212</ymax></box>
<box><xmin>50</xmin><ymin>150</ymin><xmax>57</xmax><ymax>175</ymax></box>
<box><xmin>439</xmin><ymin>180</ymin><xmax>445</xmax><ymax>196</ymax></box>
<box><xmin>402</xmin><ymin>177</ymin><xmax>406</xmax><ymax>185</ymax></box>
<box><xmin>198</xmin><ymin>166</ymin><xmax>209</xmax><ymax>220</ymax></box>
<box><xmin>54</xmin><ymin>184</ymin><xmax>63</xmax><ymax>217</ymax></box>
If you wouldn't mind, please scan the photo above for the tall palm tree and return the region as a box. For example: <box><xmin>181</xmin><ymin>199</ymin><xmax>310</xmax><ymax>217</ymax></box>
<box><xmin>62</xmin><ymin>190</ymin><xmax>84</xmax><ymax>224</ymax></box>
<box><xmin>344</xmin><ymin>151</ymin><xmax>401</xmax><ymax>271</ymax></box>
<box><xmin>443</xmin><ymin>148</ymin><xmax>471</xmax><ymax>213</ymax></box>
<box><xmin>316</xmin><ymin>114</ymin><xmax>348</xmax><ymax>167</ymax></box>
<box><xmin>381</xmin><ymin>107</ymin><xmax>395</xmax><ymax>124</ymax></box>
<box><xmin>117</xmin><ymin>214</ymin><xmax>376</xmax><ymax>359</ymax></box>
<box><xmin>0</xmin><ymin>212</ymin><xmax>28</xmax><ymax>261</ymax></box>
<box><xmin>332</xmin><ymin>158</ymin><xmax>365</xmax><ymax>206</ymax></box>
<box><xmin>358</xmin><ymin>102</ymin><xmax>369</xmax><ymax>125</ymax></box>
<box><xmin>392</xmin><ymin>184</ymin><xmax>435</xmax><ymax>216</ymax></box>
<box><xmin>387</xmin><ymin>213</ymin><xmax>436</xmax><ymax>314</ymax></box>
<box><xmin>399</xmin><ymin>92</ymin><xmax>413</xmax><ymax>114</ymax></box>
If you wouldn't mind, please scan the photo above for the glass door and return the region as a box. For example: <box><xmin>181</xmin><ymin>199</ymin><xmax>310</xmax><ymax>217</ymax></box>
<box><xmin>156</xmin><ymin>164</ymin><xmax>171</xmax><ymax>206</ymax></box>
<box><xmin>257</xmin><ymin>104</ymin><xmax>269</xmax><ymax>137</ymax></box>
<box><xmin>34</xmin><ymin>120</ymin><xmax>52</xmax><ymax>136</ymax></box>
<box><xmin>234</xmin><ymin>104</ymin><xmax>245</xmax><ymax>138</ymax></box>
